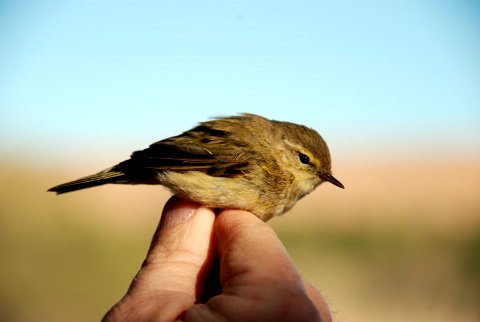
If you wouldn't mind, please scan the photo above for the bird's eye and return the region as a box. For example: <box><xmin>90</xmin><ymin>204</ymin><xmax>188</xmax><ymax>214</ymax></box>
<box><xmin>298</xmin><ymin>153</ymin><xmax>310</xmax><ymax>165</ymax></box>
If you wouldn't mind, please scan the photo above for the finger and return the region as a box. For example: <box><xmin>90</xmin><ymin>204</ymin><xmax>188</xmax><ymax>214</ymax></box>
<box><xmin>304</xmin><ymin>281</ymin><xmax>333</xmax><ymax>322</ymax></box>
<box><xmin>103</xmin><ymin>197</ymin><xmax>215</xmax><ymax>322</ymax></box>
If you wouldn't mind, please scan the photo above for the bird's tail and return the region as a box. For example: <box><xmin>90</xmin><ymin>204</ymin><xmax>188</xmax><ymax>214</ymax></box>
<box><xmin>48</xmin><ymin>168</ymin><xmax>126</xmax><ymax>194</ymax></box>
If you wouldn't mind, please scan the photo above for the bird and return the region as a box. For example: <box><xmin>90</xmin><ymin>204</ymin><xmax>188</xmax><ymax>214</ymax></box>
<box><xmin>48</xmin><ymin>113</ymin><xmax>344</xmax><ymax>221</ymax></box>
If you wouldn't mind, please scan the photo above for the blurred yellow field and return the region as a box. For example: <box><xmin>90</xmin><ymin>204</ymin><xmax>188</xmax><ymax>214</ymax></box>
<box><xmin>1</xmin><ymin>158</ymin><xmax>479</xmax><ymax>322</ymax></box>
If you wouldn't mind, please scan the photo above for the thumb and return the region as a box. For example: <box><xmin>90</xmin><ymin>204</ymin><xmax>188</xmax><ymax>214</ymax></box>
<box><xmin>215</xmin><ymin>209</ymin><xmax>304</xmax><ymax>290</ymax></box>
<box><xmin>185</xmin><ymin>210</ymin><xmax>321</xmax><ymax>322</ymax></box>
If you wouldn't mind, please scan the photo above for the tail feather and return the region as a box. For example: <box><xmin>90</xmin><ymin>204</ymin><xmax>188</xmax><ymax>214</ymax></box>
<box><xmin>48</xmin><ymin>170</ymin><xmax>126</xmax><ymax>194</ymax></box>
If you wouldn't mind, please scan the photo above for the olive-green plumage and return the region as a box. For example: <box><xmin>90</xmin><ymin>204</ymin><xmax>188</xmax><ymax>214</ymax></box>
<box><xmin>48</xmin><ymin>113</ymin><xmax>343</xmax><ymax>221</ymax></box>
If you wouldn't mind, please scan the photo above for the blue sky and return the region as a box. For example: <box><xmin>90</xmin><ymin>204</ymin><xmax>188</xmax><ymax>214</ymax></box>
<box><xmin>1</xmin><ymin>1</ymin><xmax>479</xmax><ymax>167</ymax></box>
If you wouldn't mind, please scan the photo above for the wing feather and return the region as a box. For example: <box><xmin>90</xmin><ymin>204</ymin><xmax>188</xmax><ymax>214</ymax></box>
<box><xmin>119</xmin><ymin>136</ymin><xmax>255</xmax><ymax>176</ymax></box>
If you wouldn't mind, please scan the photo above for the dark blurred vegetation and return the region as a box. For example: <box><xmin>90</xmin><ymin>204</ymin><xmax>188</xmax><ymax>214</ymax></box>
<box><xmin>278</xmin><ymin>227</ymin><xmax>480</xmax><ymax>321</ymax></box>
<box><xmin>1</xmin><ymin>160</ymin><xmax>479</xmax><ymax>322</ymax></box>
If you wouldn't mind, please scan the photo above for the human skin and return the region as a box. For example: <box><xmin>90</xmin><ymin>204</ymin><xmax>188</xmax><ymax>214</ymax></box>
<box><xmin>102</xmin><ymin>197</ymin><xmax>332</xmax><ymax>322</ymax></box>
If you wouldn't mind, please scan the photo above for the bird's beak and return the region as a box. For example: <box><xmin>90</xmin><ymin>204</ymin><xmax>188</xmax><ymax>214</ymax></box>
<box><xmin>318</xmin><ymin>172</ymin><xmax>344</xmax><ymax>189</ymax></box>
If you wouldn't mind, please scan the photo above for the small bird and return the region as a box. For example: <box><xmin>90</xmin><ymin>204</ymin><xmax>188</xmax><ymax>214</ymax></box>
<box><xmin>48</xmin><ymin>113</ymin><xmax>343</xmax><ymax>221</ymax></box>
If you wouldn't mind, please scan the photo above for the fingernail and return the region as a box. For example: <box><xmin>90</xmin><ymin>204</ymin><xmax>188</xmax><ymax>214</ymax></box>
<box><xmin>159</xmin><ymin>197</ymin><xmax>200</xmax><ymax>230</ymax></box>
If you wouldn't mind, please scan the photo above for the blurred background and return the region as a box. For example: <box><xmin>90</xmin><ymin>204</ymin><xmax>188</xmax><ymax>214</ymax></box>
<box><xmin>1</xmin><ymin>1</ymin><xmax>479</xmax><ymax>321</ymax></box>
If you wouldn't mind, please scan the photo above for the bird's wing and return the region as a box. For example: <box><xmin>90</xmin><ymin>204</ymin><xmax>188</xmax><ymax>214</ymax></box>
<box><xmin>119</xmin><ymin>140</ymin><xmax>254</xmax><ymax>177</ymax></box>
<box><xmin>129</xmin><ymin>142</ymin><xmax>217</xmax><ymax>170</ymax></box>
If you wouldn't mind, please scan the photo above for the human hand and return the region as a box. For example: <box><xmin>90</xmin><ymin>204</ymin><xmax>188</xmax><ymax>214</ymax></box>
<box><xmin>102</xmin><ymin>197</ymin><xmax>332</xmax><ymax>322</ymax></box>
